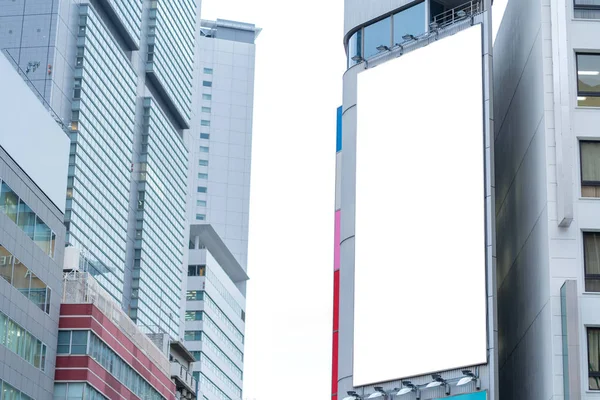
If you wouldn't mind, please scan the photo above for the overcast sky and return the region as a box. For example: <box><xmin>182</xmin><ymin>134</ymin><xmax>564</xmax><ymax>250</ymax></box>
<box><xmin>199</xmin><ymin>1</ymin><xmax>508</xmax><ymax>399</ymax></box>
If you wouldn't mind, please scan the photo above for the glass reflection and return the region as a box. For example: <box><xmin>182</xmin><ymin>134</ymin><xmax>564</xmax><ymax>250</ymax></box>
<box><xmin>577</xmin><ymin>54</ymin><xmax>600</xmax><ymax>106</ymax></box>
<box><xmin>364</xmin><ymin>17</ymin><xmax>391</xmax><ymax>59</ymax></box>
<box><xmin>394</xmin><ymin>1</ymin><xmax>426</xmax><ymax>45</ymax></box>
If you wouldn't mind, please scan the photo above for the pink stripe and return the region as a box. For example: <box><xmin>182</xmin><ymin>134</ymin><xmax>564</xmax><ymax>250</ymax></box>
<box><xmin>334</xmin><ymin>210</ymin><xmax>341</xmax><ymax>271</ymax></box>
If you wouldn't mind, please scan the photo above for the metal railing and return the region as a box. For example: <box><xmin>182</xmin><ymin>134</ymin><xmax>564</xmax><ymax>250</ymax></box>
<box><xmin>170</xmin><ymin>362</ymin><xmax>198</xmax><ymax>393</ymax></box>
<box><xmin>432</xmin><ymin>0</ymin><xmax>482</xmax><ymax>30</ymax></box>
<box><xmin>1</xmin><ymin>49</ymin><xmax>69</xmax><ymax>134</ymax></box>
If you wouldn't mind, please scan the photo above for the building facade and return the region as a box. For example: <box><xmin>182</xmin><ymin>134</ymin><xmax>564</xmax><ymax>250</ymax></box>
<box><xmin>0</xmin><ymin>0</ymin><xmax>198</xmax><ymax>339</ymax></box>
<box><xmin>55</xmin><ymin>271</ymin><xmax>188</xmax><ymax>400</ymax></box>
<box><xmin>0</xmin><ymin>52</ymin><xmax>70</xmax><ymax>399</ymax></box>
<box><xmin>184</xmin><ymin>19</ymin><xmax>259</xmax><ymax>400</ymax></box>
<box><xmin>494</xmin><ymin>0</ymin><xmax>600</xmax><ymax>398</ymax></box>
<box><xmin>333</xmin><ymin>0</ymin><xmax>496</xmax><ymax>399</ymax></box>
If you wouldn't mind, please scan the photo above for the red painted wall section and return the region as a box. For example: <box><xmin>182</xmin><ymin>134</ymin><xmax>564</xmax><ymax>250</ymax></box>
<box><xmin>58</xmin><ymin>304</ymin><xmax>176</xmax><ymax>399</ymax></box>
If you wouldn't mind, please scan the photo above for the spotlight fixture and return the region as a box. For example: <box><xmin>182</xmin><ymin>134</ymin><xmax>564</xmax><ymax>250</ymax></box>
<box><xmin>397</xmin><ymin>381</ymin><xmax>419</xmax><ymax>397</ymax></box>
<box><xmin>456</xmin><ymin>10</ymin><xmax>467</xmax><ymax>18</ymax></box>
<box><xmin>343</xmin><ymin>391</ymin><xmax>362</xmax><ymax>400</ymax></box>
<box><xmin>429</xmin><ymin>21</ymin><xmax>439</xmax><ymax>30</ymax></box>
<box><xmin>402</xmin><ymin>34</ymin><xmax>417</xmax><ymax>41</ymax></box>
<box><xmin>351</xmin><ymin>55</ymin><xmax>364</xmax><ymax>62</ymax></box>
<box><xmin>367</xmin><ymin>387</ymin><xmax>387</xmax><ymax>399</ymax></box>
<box><xmin>425</xmin><ymin>374</ymin><xmax>451</xmax><ymax>395</ymax></box>
<box><xmin>457</xmin><ymin>370</ymin><xmax>479</xmax><ymax>388</ymax></box>
<box><xmin>376</xmin><ymin>45</ymin><xmax>391</xmax><ymax>52</ymax></box>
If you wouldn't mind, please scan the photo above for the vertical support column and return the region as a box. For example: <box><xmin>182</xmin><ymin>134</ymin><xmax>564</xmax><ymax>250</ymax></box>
<box><xmin>561</xmin><ymin>280</ymin><xmax>581</xmax><ymax>400</ymax></box>
<box><xmin>332</xmin><ymin>106</ymin><xmax>343</xmax><ymax>400</ymax></box>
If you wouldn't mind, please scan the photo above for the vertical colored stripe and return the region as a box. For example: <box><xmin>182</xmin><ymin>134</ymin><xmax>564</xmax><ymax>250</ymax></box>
<box><xmin>336</xmin><ymin>106</ymin><xmax>343</xmax><ymax>152</ymax></box>
<box><xmin>332</xmin><ymin>270</ymin><xmax>340</xmax><ymax>398</ymax></box>
<box><xmin>334</xmin><ymin>210</ymin><xmax>341</xmax><ymax>271</ymax></box>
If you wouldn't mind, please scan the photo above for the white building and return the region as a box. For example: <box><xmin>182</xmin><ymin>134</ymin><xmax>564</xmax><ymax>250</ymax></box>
<box><xmin>494</xmin><ymin>0</ymin><xmax>600</xmax><ymax>398</ymax></box>
<box><xmin>184</xmin><ymin>19</ymin><xmax>260</xmax><ymax>400</ymax></box>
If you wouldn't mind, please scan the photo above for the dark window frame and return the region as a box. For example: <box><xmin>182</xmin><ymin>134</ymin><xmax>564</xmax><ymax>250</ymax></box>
<box><xmin>588</xmin><ymin>327</ymin><xmax>600</xmax><ymax>389</ymax></box>
<box><xmin>576</xmin><ymin>52</ymin><xmax>600</xmax><ymax>99</ymax></box>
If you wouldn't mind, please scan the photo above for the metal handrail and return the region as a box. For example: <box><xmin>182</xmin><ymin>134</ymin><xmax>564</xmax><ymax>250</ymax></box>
<box><xmin>1</xmin><ymin>48</ymin><xmax>69</xmax><ymax>134</ymax></box>
<box><xmin>432</xmin><ymin>0</ymin><xmax>482</xmax><ymax>30</ymax></box>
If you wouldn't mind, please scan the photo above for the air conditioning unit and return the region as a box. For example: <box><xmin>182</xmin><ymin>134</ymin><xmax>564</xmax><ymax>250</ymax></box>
<box><xmin>63</xmin><ymin>246</ymin><xmax>81</xmax><ymax>272</ymax></box>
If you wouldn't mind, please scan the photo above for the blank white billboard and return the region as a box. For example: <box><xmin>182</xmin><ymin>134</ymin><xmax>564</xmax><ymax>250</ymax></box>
<box><xmin>353</xmin><ymin>25</ymin><xmax>486</xmax><ymax>386</ymax></box>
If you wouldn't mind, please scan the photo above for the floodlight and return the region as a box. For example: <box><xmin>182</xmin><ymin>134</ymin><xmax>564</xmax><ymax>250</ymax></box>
<box><xmin>402</xmin><ymin>34</ymin><xmax>417</xmax><ymax>41</ymax></box>
<box><xmin>429</xmin><ymin>22</ymin><xmax>439</xmax><ymax>30</ymax></box>
<box><xmin>396</xmin><ymin>382</ymin><xmax>416</xmax><ymax>396</ymax></box>
<box><xmin>457</xmin><ymin>370</ymin><xmax>477</xmax><ymax>386</ymax></box>
<box><xmin>343</xmin><ymin>391</ymin><xmax>362</xmax><ymax>400</ymax></box>
<box><xmin>367</xmin><ymin>387</ymin><xmax>387</xmax><ymax>398</ymax></box>
<box><xmin>456</xmin><ymin>10</ymin><xmax>467</xmax><ymax>18</ymax></box>
<box><xmin>376</xmin><ymin>45</ymin><xmax>391</xmax><ymax>52</ymax></box>
<box><xmin>351</xmin><ymin>55</ymin><xmax>364</xmax><ymax>62</ymax></box>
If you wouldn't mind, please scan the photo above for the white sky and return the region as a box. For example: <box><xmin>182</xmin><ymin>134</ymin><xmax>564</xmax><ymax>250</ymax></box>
<box><xmin>199</xmin><ymin>1</ymin><xmax>508</xmax><ymax>399</ymax></box>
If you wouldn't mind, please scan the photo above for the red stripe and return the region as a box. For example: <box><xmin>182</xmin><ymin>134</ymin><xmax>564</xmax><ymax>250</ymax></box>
<box><xmin>59</xmin><ymin>304</ymin><xmax>175</xmax><ymax>395</ymax></box>
<box><xmin>332</xmin><ymin>269</ymin><xmax>340</xmax><ymax>397</ymax></box>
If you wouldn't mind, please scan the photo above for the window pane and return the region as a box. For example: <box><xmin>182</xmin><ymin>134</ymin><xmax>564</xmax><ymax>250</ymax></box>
<box><xmin>575</xmin><ymin>0</ymin><xmax>600</xmax><ymax>19</ymax></box>
<box><xmin>202</xmin><ymin>107</ymin><xmax>211</xmax><ymax>113</ymax></box>
<box><xmin>57</xmin><ymin>331</ymin><xmax>71</xmax><ymax>354</ymax></box>
<box><xmin>0</xmin><ymin>183</ymin><xmax>19</xmax><ymax>223</ymax></box>
<box><xmin>17</xmin><ymin>200</ymin><xmax>36</xmax><ymax>239</ymax></box>
<box><xmin>197</xmin><ymin>200</ymin><xmax>207</xmax><ymax>207</ymax></box>
<box><xmin>203</xmin><ymin>81</ymin><xmax>212</xmax><ymax>87</ymax></box>
<box><xmin>12</xmin><ymin>261</ymin><xmax>30</xmax><ymax>298</ymax></box>
<box><xmin>204</xmin><ymin>68</ymin><xmax>213</xmax><ymax>74</ymax></box>
<box><xmin>34</xmin><ymin>217</ymin><xmax>52</xmax><ymax>255</ymax></box>
<box><xmin>199</xmin><ymin>160</ymin><xmax>209</xmax><ymax>166</ymax></box>
<box><xmin>200</xmin><ymin>133</ymin><xmax>210</xmax><ymax>139</ymax></box>
<box><xmin>71</xmin><ymin>331</ymin><xmax>88</xmax><ymax>354</ymax></box>
<box><xmin>590</xmin><ymin>328</ymin><xmax>600</xmax><ymax>389</ymax></box>
<box><xmin>29</xmin><ymin>272</ymin><xmax>47</xmax><ymax>312</ymax></box>
<box><xmin>364</xmin><ymin>17</ymin><xmax>391</xmax><ymax>59</ymax></box>
<box><xmin>0</xmin><ymin>245</ymin><xmax>13</xmax><ymax>284</ymax></box>
<box><xmin>577</xmin><ymin>54</ymin><xmax>600</xmax><ymax>100</ymax></box>
<box><xmin>348</xmin><ymin>30</ymin><xmax>362</xmax><ymax>67</ymax></box>
<box><xmin>196</xmin><ymin>214</ymin><xmax>206</xmax><ymax>221</ymax></box>
<box><xmin>585</xmin><ymin>233</ymin><xmax>600</xmax><ymax>292</ymax></box>
<box><xmin>582</xmin><ymin>142</ymin><xmax>600</xmax><ymax>186</ymax></box>
<box><xmin>0</xmin><ymin>312</ymin><xmax>6</xmax><ymax>347</ymax></box>
<box><xmin>202</xmin><ymin>94</ymin><xmax>212</xmax><ymax>100</ymax></box>
<box><xmin>393</xmin><ymin>1</ymin><xmax>426</xmax><ymax>45</ymax></box>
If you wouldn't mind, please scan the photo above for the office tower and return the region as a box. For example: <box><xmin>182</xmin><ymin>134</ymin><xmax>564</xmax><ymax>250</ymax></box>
<box><xmin>494</xmin><ymin>0</ymin><xmax>600</xmax><ymax>398</ymax></box>
<box><xmin>0</xmin><ymin>52</ymin><xmax>70</xmax><ymax>399</ymax></box>
<box><xmin>185</xmin><ymin>19</ymin><xmax>259</xmax><ymax>400</ymax></box>
<box><xmin>0</xmin><ymin>0</ymin><xmax>198</xmax><ymax>339</ymax></box>
<box><xmin>332</xmin><ymin>1</ymin><xmax>497</xmax><ymax>399</ymax></box>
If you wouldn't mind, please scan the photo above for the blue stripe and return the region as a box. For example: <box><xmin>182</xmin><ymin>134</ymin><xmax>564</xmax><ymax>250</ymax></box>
<box><xmin>336</xmin><ymin>106</ymin><xmax>342</xmax><ymax>152</ymax></box>
<box><xmin>436</xmin><ymin>392</ymin><xmax>486</xmax><ymax>400</ymax></box>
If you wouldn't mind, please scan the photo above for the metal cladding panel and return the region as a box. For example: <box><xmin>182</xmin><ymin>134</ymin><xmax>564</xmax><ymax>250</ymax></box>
<box><xmin>353</xmin><ymin>25</ymin><xmax>487</xmax><ymax>386</ymax></box>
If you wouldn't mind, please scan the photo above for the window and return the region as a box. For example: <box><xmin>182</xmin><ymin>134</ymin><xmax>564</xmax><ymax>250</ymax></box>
<box><xmin>197</xmin><ymin>200</ymin><xmax>207</xmax><ymax>207</ymax></box>
<box><xmin>393</xmin><ymin>2</ymin><xmax>426</xmax><ymax>46</ymax></box>
<box><xmin>202</xmin><ymin>106</ymin><xmax>211</xmax><ymax>113</ymax></box>
<box><xmin>198</xmin><ymin>173</ymin><xmax>208</xmax><ymax>179</ymax></box>
<box><xmin>0</xmin><ymin>183</ymin><xmax>19</xmax><ymax>223</ymax></box>
<box><xmin>191</xmin><ymin>351</ymin><xmax>201</xmax><ymax>361</ymax></box>
<box><xmin>185</xmin><ymin>330</ymin><xmax>202</xmax><ymax>341</ymax></box>
<box><xmin>581</xmin><ymin>141</ymin><xmax>600</xmax><ymax>197</ymax></box>
<box><xmin>363</xmin><ymin>17</ymin><xmax>391</xmax><ymax>59</ymax></box>
<box><xmin>577</xmin><ymin>53</ymin><xmax>600</xmax><ymax>107</ymax></box>
<box><xmin>199</xmin><ymin>146</ymin><xmax>209</xmax><ymax>153</ymax></box>
<box><xmin>203</xmin><ymin>93</ymin><xmax>212</xmax><ymax>100</ymax></box>
<box><xmin>575</xmin><ymin>0</ymin><xmax>600</xmax><ymax>19</ymax></box>
<box><xmin>199</xmin><ymin>159</ymin><xmax>209</xmax><ymax>166</ymax></box>
<box><xmin>196</xmin><ymin>214</ymin><xmax>206</xmax><ymax>221</ymax></box>
<box><xmin>200</xmin><ymin>133</ymin><xmax>210</xmax><ymax>139</ymax></box>
<box><xmin>203</xmin><ymin>81</ymin><xmax>212</xmax><ymax>87</ymax></box>
<box><xmin>201</xmin><ymin>120</ymin><xmax>210</xmax><ymax>127</ymax></box>
<box><xmin>197</xmin><ymin>186</ymin><xmax>207</xmax><ymax>193</ymax></box>
<box><xmin>187</xmin><ymin>290</ymin><xmax>204</xmax><ymax>301</ymax></box>
<box><xmin>347</xmin><ymin>30</ymin><xmax>362</xmax><ymax>68</ymax></box>
<box><xmin>57</xmin><ymin>331</ymin><xmax>71</xmax><ymax>354</ymax></box>
<box><xmin>584</xmin><ymin>232</ymin><xmax>600</xmax><ymax>292</ymax></box>
<box><xmin>0</xmin><ymin>310</ymin><xmax>46</xmax><ymax>371</ymax></box>
<box><xmin>589</xmin><ymin>327</ymin><xmax>600</xmax><ymax>389</ymax></box>
<box><xmin>204</xmin><ymin>67</ymin><xmax>213</xmax><ymax>74</ymax></box>
<box><xmin>0</xmin><ymin>244</ymin><xmax>51</xmax><ymax>313</ymax></box>
<box><xmin>185</xmin><ymin>311</ymin><xmax>202</xmax><ymax>321</ymax></box>
<box><xmin>188</xmin><ymin>265</ymin><xmax>206</xmax><ymax>276</ymax></box>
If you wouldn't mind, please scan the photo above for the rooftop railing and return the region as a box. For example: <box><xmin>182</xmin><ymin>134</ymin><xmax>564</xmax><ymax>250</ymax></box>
<box><xmin>431</xmin><ymin>0</ymin><xmax>483</xmax><ymax>30</ymax></box>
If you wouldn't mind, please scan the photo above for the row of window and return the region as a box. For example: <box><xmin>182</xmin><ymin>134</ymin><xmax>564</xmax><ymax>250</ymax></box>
<box><xmin>0</xmin><ymin>311</ymin><xmax>47</xmax><ymax>371</ymax></box>
<box><xmin>206</xmin><ymin>268</ymin><xmax>245</xmax><ymax>321</ymax></box>
<box><xmin>0</xmin><ymin>379</ymin><xmax>33</xmax><ymax>400</ymax></box>
<box><xmin>0</xmin><ymin>182</ymin><xmax>56</xmax><ymax>258</ymax></box>
<box><xmin>0</xmin><ymin>244</ymin><xmax>51</xmax><ymax>314</ymax></box>
<box><xmin>198</xmin><ymin>332</ymin><xmax>243</xmax><ymax>380</ymax></box>
<box><xmin>57</xmin><ymin>330</ymin><xmax>164</xmax><ymax>400</ymax></box>
<box><xmin>53</xmin><ymin>383</ymin><xmax>106</xmax><ymax>400</ymax></box>
<box><xmin>199</xmin><ymin>352</ymin><xmax>242</xmax><ymax>397</ymax></box>
<box><xmin>188</xmin><ymin>264</ymin><xmax>206</xmax><ymax>276</ymax></box>
<box><xmin>198</xmin><ymin>373</ymin><xmax>231</xmax><ymax>400</ymax></box>
<box><xmin>577</xmin><ymin>53</ymin><xmax>600</xmax><ymax>107</ymax></box>
<box><xmin>187</xmin><ymin>290</ymin><xmax>204</xmax><ymax>301</ymax></box>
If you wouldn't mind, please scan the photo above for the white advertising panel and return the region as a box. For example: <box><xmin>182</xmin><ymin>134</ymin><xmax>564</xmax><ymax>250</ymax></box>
<box><xmin>0</xmin><ymin>53</ymin><xmax>70</xmax><ymax>212</ymax></box>
<box><xmin>353</xmin><ymin>25</ymin><xmax>486</xmax><ymax>386</ymax></box>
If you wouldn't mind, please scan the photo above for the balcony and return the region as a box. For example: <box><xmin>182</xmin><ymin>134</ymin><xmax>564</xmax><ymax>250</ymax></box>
<box><xmin>171</xmin><ymin>362</ymin><xmax>197</xmax><ymax>399</ymax></box>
